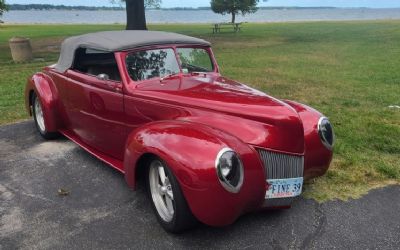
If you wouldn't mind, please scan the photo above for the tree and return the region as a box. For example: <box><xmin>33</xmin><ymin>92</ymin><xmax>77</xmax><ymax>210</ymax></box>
<box><xmin>0</xmin><ymin>0</ymin><xmax>8</xmax><ymax>17</ymax></box>
<box><xmin>122</xmin><ymin>0</ymin><xmax>161</xmax><ymax>30</ymax></box>
<box><xmin>211</xmin><ymin>0</ymin><xmax>259</xmax><ymax>23</ymax></box>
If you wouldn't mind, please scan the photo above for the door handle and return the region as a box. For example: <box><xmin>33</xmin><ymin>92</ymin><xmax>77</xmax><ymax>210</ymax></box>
<box><xmin>105</xmin><ymin>82</ymin><xmax>122</xmax><ymax>93</ymax></box>
<box><xmin>95</xmin><ymin>76</ymin><xmax>122</xmax><ymax>93</ymax></box>
<box><xmin>114</xmin><ymin>85</ymin><xmax>123</xmax><ymax>93</ymax></box>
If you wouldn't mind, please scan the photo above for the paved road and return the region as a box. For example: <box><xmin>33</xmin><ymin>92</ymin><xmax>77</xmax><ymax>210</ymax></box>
<box><xmin>1</xmin><ymin>121</ymin><xmax>399</xmax><ymax>250</ymax></box>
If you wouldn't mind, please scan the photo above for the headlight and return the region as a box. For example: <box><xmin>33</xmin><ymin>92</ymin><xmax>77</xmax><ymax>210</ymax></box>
<box><xmin>215</xmin><ymin>148</ymin><xmax>244</xmax><ymax>193</ymax></box>
<box><xmin>318</xmin><ymin>117</ymin><xmax>335</xmax><ymax>150</ymax></box>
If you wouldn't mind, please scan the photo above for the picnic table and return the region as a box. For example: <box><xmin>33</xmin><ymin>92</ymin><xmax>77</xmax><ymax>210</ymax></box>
<box><xmin>212</xmin><ymin>23</ymin><xmax>242</xmax><ymax>33</ymax></box>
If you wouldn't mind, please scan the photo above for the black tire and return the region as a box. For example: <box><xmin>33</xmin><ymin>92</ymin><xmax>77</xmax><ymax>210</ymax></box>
<box><xmin>32</xmin><ymin>92</ymin><xmax>59</xmax><ymax>140</ymax></box>
<box><xmin>146</xmin><ymin>157</ymin><xmax>197</xmax><ymax>233</ymax></box>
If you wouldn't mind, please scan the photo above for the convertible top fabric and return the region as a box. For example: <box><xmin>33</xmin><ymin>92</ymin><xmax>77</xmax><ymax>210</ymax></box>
<box><xmin>54</xmin><ymin>30</ymin><xmax>211</xmax><ymax>72</ymax></box>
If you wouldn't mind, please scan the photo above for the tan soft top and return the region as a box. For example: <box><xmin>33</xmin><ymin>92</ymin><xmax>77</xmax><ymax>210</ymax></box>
<box><xmin>55</xmin><ymin>30</ymin><xmax>210</xmax><ymax>72</ymax></box>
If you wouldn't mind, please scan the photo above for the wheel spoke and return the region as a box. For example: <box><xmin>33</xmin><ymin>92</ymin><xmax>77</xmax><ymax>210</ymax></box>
<box><xmin>165</xmin><ymin>196</ymin><xmax>174</xmax><ymax>215</ymax></box>
<box><xmin>158</xmin><ymin>166</ymin><xmax>166</xmax><ymax>184</ymax></box>
<box><xmin>158</xmin><ymin>184</ymin><xmax>163</xmax><ymax>195</ymax></box>
<box><xmin>166</xmin><ymin>188</ymin><xmax>174</xmax><ymax>200</ymax></box>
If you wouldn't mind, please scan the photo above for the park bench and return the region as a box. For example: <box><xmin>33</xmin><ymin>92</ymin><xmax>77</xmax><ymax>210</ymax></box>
<box><xmin>212</xmin><ymin>23</ymin><xmax>242</xmax><ymax>33</ymax></box>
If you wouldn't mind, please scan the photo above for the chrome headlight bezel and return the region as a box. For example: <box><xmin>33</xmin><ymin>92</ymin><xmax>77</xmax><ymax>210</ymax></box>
<box><xmin>318</xmin><ymin>117</ymin><xmax>335</xmax><ymax>150</ymax></box>
<box><xmin>215</xmin><ymin>148</ymin><xmax>244</xmax><ymax>193</ymax></box>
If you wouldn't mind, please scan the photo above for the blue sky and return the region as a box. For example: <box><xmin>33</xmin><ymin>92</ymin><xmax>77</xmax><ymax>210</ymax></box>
<box><xmin>6</xmin><ymin>0</ymin><xmax>400</xmax><ymax>8</ymax></box>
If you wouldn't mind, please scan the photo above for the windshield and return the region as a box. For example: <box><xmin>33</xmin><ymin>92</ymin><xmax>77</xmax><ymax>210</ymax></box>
<box><xmin>126</xmin><ymin>48</ymin><xmax>180</xmax><ymax>81</ymax></box>
<box><xmin>177</xmin><ymin>48</ymin><xmax>214</xmax><ymax>73</ymax></box>
<box><xmin>126</xmin><ymin>47</ymin><xmax>214</xmax><ymax>82</ymax></box>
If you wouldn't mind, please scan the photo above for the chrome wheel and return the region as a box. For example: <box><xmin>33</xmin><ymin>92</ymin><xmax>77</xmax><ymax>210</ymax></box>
<box><xmin>149</xmin><ymin>160</ymin><xmax>175</xmax><ymax>222</ymax></box>
<box><xmin>34</xmin><ymin>96</ymin><xmax>45</xmax><ymax>132</ymax></box>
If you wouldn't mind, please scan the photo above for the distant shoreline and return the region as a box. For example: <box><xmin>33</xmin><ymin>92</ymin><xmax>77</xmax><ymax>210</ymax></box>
<box><xmin>7</xmin><ymin>4</ymin><xmax>124</xmax><ymax>11</ymax></box>
<box><xmin>6</xmin><ymin>4</ymin><xmax>398</xmax><ymax>11</ymax></box>
<box><xmin>3</xmin><ymin>8</ymin><xmax>400</xmax><ymax>24</ymax></box>
<box><xmin>2</xmin><ymin>19</ymin><xmax>400</xmax><ymax>26</ymax></box>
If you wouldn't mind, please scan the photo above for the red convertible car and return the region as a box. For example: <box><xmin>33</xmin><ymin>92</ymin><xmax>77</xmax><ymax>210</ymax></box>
<box><xmin>25</xmin><ymin>31</ymin><xmax>334</xmax><ymax>232</ymax></box>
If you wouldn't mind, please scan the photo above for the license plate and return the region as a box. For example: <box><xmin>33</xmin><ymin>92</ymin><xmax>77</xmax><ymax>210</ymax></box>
<box><xmin>265</xmin><ymin>177</ymin><xmax>303</xmax><ymax>199</ymax></box>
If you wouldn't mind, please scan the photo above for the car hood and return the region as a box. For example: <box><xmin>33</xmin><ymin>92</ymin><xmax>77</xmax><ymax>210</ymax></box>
<box><xmin>134</xmin><ymin>75</ymin><xmax>305</xmax><ymax>154</ymax></box>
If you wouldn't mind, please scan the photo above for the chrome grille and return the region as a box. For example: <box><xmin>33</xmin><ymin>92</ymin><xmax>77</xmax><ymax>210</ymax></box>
<box><xmin>257</xmin><ymin>149</ymin><xmax>304</xmax><ymax>208</ymax></box>
<box><xmin>257</xmin><ymin>149</ymin><xmax>304</xmax><ymax>179</ymax></box>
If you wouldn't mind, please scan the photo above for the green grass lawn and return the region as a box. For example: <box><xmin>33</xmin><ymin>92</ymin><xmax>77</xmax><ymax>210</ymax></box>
<box><xmin>0</xmin><ymin>22</ymin><xmax>399</xmax><ymax>201</ymax></box>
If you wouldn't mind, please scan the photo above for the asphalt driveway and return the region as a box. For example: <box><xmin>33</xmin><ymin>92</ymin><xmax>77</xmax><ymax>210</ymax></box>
<box><xmin>1</xmin><ymin>121</ymin><xmax>399</xmax><ymax>249</ymax></box>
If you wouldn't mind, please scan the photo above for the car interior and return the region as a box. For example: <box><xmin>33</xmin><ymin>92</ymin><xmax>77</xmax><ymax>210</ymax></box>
<box><xmin>72</xmin><ymin>48</ymin><xmax>121</xmax><ymax>81</ymax></box>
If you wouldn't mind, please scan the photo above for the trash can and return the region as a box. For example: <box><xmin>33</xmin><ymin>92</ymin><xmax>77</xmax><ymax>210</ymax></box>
<box><xmin>9</xmin><ymin>37</ymin><xmax>33</xmax><ymax>63</ymax></box>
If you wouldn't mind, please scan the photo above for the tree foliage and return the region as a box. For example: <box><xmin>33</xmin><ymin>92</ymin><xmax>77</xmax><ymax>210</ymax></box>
<box><xmin>114</xmin><ymin>0</ymin><xmax>161</xmax><ymax>8</ymax></box>
<box><xmin>1</xmin><ymin>0</ymin><xmax>8</xmax><ymax>17</ymax></box>
<box><xmin>211</xmin><ymin>0</ymin><xmax>259</xmax><ymax>23</ymax></box>
<box><xmin>143</xmin><ymin>0</ymin><xmax>161</xmax><ymax>8</ymax></box>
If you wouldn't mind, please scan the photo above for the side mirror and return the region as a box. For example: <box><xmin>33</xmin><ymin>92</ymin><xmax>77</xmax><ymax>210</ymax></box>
<box><xmin>96</xmin><ymin>73</ymin><xmax>109</xmax><ymax>81</ymax></box>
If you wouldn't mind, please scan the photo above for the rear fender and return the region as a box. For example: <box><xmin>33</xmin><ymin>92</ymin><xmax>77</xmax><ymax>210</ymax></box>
<box><xmin>25</xmin><ymin>73</ymin><xmax>59</xmax><ymax>132</ymax></box>
<box><xmin>123</xmin><ymin>120</ymin><xmax>266</xmax><ymax>226</ymax></box>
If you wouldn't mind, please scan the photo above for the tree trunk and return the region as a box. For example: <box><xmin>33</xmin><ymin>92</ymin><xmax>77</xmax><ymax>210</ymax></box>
<box><xmin>231</xmin><ymin>12</ymin><xmax>236</xmax><ymax>23</ymax></box>
<box><xmin>125</xmin><ymin>0</ymin><xmax>147</xmax><ymax>30</ymax></box>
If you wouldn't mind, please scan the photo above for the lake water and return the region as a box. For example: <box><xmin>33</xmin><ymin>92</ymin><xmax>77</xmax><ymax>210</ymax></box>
<box><xmin>2</xmin><ymin>8</ymin><xmax>400</xmax><ymax>24</ymax></box>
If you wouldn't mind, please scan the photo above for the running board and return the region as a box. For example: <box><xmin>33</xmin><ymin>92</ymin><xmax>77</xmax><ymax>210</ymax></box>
<box><xmin>59</xmin><ymin>129</ymin><xmax>125</xmax><ymax>174</ymax></box>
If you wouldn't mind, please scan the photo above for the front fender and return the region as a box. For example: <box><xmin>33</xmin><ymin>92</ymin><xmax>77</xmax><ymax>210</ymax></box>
<box><xmin>284</xmin><ymin>100</ymin><xmax>333</xmax><ymax>179</ymax></box>
<box><xmin>25</xmin><ymin>72</ymin><xmax>60</xmax><ymax>132</ymax></box>
<box><xmin>123</xmin><ymin>120</ymin><xmax>266</xmax><ymax>226</ymax></box>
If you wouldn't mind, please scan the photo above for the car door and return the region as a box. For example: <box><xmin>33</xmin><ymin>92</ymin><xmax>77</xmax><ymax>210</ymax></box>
<box><xmin>63</xmin><ymin>49</ymin><xmax>127</xmax><ymax>160</ymax></box>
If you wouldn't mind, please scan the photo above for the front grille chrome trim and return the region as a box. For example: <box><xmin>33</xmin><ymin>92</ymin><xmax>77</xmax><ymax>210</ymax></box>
<box><xmin>257</xmin><ymin>149</ymin><xmax>304</xmax><ymax>179</ymax></box>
